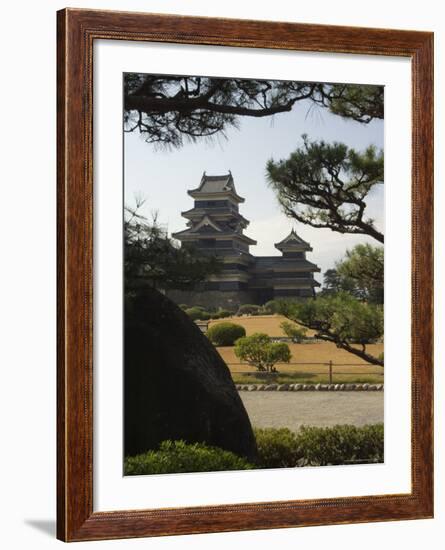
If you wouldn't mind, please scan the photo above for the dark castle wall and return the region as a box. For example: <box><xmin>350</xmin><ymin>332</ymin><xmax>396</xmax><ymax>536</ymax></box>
<box><xmin>166</xmin><ymin>289</ymin><xmax>255</xmax><ymax>311</ymax></box>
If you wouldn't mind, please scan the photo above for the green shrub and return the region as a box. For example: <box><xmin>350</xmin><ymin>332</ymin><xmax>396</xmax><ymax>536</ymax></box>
<box><xmin>124</xmin><ymin>440</ymin><xmax>253</xmax><ymax>475</ymax></box>
<box><xmin>262</xmin><ymin>300</ymin><xmax>280</xmax><ymax>314</ymax></box>
<box><xmin>234</xmin><ymin>333</ymin><xmax>291</xmax><ymax>372</ymax></box>
<box><xmin>237</xmin><ymin>304</ymin><xmax>262</xmax><ymax>316</ymax></box>
<box><xmin>295</xmin><ymin>424</ymin><xmax>384</xmax><ymax>466</ymax></box>
<box><xmin>185</xmin><ymin>306</ymin><xmax>211</xmax><ymax>321</ymax></box>
<box><xmin>179</xmin><ymin>304</ymin><xmax>189</xmax><ymax>310</ymax></box>
<box><xmin>280</xmin><ymin>321</ymin><xmax>307</xmax><ymax>342</ymax></box>
<box><xmin>253</xmin><ymin>425</ymin><xmax>384</xmax><ymax>469</ymax></box>
<box><xmin>212</xmin><ymin>309</ymin><xmax>232</xmax><ymax>319</ymax></box>
<box><xmin>254</xmin><ymin>428</ymin><xmax>300</xmax><ymax>468</ymax></box>
<box><xmin>207</xmin><ymin>322</ymin><xmax>246</xmax><ymax>346</ymax></box>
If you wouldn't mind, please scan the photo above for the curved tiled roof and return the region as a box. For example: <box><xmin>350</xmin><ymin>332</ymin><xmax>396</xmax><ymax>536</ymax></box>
<box><xmin>188</xmin><ymin>172</ymin><xmax>245</xmax><ymax>202</ymax></box>
<box><xmin>253</xmin><ymin>256</ymin><xmax>320</xmax><ymax>272</ymax></box>
<box><xmin>198</xmin><ymin>173</ymin><xmax>234</xmax><ymax>193</ymax></box>
<box><xmin>275</xmin><ymin>228</ymin><xmax>311</xmax><ymax>250</ymax></box>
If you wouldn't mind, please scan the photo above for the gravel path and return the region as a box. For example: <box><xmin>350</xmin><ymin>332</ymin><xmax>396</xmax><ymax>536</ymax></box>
<box><xmin>240</xmin><ymin>391</ymin><xmax>384</xmax><ymax>430</ymax></box>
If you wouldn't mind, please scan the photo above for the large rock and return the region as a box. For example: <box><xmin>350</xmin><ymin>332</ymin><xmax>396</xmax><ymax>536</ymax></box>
<box><xmin>124</xmin><ymin>289</ymin><xmax>257</xmax><ymax>462</ymax></box>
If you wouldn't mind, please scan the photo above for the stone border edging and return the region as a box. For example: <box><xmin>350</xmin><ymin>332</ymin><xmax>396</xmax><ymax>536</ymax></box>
<box><xmin>236</xmin><ymin>383</ymin><xmax>383</xmax><ymax>392</ymax></box>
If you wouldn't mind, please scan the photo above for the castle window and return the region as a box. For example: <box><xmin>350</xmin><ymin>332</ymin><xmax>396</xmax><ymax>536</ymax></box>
<box><xmin>197</xmin><ymin>238</ymin><xmax>216</xmax><ymax>248</ymax></box>
<box><xmin>283</xmin><ymin>251</ymin><xmax>305</xmax><ymax>258</ymax></box>
<box><xmin>195</xmin><ymin>200</ymin><xmax>229</xmax><ymax>208</ymax></box>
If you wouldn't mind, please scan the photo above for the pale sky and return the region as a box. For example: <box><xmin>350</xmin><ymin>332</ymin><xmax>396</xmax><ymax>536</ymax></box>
<box><xmin>124</xmin><ymin>80</ymin><xmax>384</xmax><ymax>286</ymax></box>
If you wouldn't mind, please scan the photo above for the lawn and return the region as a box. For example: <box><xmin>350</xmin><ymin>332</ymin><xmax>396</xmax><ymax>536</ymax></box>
<box><xmin>208</xmin><ymin>314</ymin><xmax>317</xmax><ymax>337</ymax></box>
<box><xmin>229</xmin><ymin>370</ymin><xmax>383</xmax><ymax>385</ymax></box>
<box><xmin>218</xmin><ymin>342</ymin><xmax>384</xmax><ymax>368</ymax></box>
<box><xmin>210</xmin><ymin>315</ymin><xmax>384</xmax><ymax>385</ymax></box>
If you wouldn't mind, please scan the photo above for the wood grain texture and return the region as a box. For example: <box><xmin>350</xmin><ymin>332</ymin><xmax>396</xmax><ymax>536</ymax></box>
<box><xmin>57</xmin><ymin>8</ymin><xmax>434</xmax><ymax>542</ymax></box>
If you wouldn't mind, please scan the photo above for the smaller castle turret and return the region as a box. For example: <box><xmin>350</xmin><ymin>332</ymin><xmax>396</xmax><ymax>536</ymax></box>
<box><xmin>275</xmin><ymin>229</ymin><xmax>312</xmax><ymax>255</ymax></box>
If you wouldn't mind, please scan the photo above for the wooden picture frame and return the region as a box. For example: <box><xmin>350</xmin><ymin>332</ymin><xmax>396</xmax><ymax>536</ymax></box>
<box><xmin>57</xmin><ymin>8</ymin><xmax>434</xmax><ymax>542</ymax></box>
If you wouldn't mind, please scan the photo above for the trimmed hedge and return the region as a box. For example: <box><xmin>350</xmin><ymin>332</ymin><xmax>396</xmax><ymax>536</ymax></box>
<box><xmin>124</xmin><ymin>425</ymin><xmax>384</xmax><ymax>475</ymax></box>
<box><xmin>296</xmin><ymin>424</ymin><xmax>384</xmax><ymax>466</ymax></box>
<box><xmin>237</xmin><ymin>304</ymin><xmax>262</xmax><ymax>316</ymax></box>
<box><xmin>184</xmin><ymin>306</ymin><xmax>211</xmax><ymax>321</ymax></box>
<box><xmin>212</xmin><ymin>309</ymin><xmax>232</xmax><ymax>319</ymax></box>
<box><xmin>207</xmin><ymin>322</ymin><xmax>246</xmax><ymax>346</ymax></box>
<box><xmin>254</xmin><ymin>424</ymin><xmax>384</xmax><ymax>468</ymax></box>
<box><xmin>124</xmin><ymin>440</ymin><xmax>253</xmax><ymax>475</ymax></box>
<box><xmin>184</xmin><ymin>306</ymin><xmax>233</xmax><ymax>321</ymax></box>
<box><xmin>254</xmin><ymin>428</ymin><xmax>300</xmax><ymax>468</ymax></box>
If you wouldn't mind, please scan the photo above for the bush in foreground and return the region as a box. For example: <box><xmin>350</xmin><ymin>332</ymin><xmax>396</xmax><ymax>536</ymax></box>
<box><xmin>254</xmin><ymin>428</ymin><xmax>300</xmax><ymax>468</ymax></box>
<box><xmin>207</xmin><ymin>322</ymin><xmax>246</xmax><ymax>346</ymax></box>
<box><xmin>296</xmin><ymin>424</ymin><xmax>384</xmax><ymax>466</ymax></box>
<box><xmin>124</xmin><ymin>425</ymin><xmax>384</xmax><ymax>476</ymax></box>
<box><xmin>124</xmin><ymin>440</ymin><xmax>253</xmax><ymax>475</ymax></box>
<box><xmin>254</xmin><ymin>424</ymin><xmax>384</xmax><ymax>468</ymax></box>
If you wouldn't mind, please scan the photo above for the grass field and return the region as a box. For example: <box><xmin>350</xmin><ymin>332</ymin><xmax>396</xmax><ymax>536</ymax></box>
<box><xmin>229</xmin><ymin>371</ymin><xmax>383</xmax><ymax>385</ymax></box>
<box><xmin>209</xmin><ymin>314</ymin><xmax>317</xmax><ymax>337</ymax></box>
<box><xmin>209</xmin><ymin>315</ymin><xmax>384</xmax><ymax>385</ymax></box>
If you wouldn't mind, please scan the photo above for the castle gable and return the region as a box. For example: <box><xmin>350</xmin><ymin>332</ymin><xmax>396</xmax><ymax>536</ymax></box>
<box><xmin>193</xmin><ymin>215</ymin><xmax>223</xmax><ymax>233</ymax></box>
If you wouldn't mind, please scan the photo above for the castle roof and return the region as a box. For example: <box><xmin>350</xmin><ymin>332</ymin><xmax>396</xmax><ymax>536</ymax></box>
<box><xmin>275</xmin><ymin>229</ymin><xmax>312</xmax><ymax>251</ymax></box>
<box><xmin>253</xmin><ymin>256</ymin><xmax>320</xmax><ymax>272</ymax></box>
<box><xmin>188</xmin><ymin>172</ymin><xmax>245</xmax><ymax>203</ymax></box>
<box><xmin>181</xmin><ymin>207</ymin><xmax>249</xmax><ymax>226</ymax></box>
<box><xmin>173</xmin><ymin>228</ymin><xmax>257</xmax><ymax>245</ymax></box>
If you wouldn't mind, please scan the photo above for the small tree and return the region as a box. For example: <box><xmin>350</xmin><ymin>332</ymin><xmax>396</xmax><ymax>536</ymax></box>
<box><xmin>234</xmin><ymin>333</ymin><xmax>291</xmax><ymax>372</ymax></box>
<box><xmin>280</xmin><ymin>321</ymin><xmax>307</xmax><ymax>343</ymax></box>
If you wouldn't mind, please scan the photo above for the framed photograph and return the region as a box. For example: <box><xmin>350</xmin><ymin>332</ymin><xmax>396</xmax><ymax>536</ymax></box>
<box><xmin>57</xmin><ymin>8</ymin><xmax>433</xmax><ymax>542</ymax></box>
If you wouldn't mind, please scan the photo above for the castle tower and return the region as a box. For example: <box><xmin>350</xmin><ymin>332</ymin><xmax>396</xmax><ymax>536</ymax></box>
<box><xmin>272</xmin><ymin>229</ymin><xmax>320</xmax><ymax>297</ymax></box>
<box><xmin>172</xmin><ymin>172</ymin><xmax>256</xmax><ymax>291</ymax></box>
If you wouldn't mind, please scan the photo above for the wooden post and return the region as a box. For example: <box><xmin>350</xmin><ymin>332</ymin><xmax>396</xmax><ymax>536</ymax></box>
<box><xmin>329</xmin><ymin>360</ymin><xmax>333</xmax><ymax>385</ymax></box>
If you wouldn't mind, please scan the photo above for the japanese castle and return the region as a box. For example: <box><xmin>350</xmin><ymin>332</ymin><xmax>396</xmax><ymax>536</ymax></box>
<box><xmin>170</xmin><ymin>172</ymin><xmax>320</xmax><ymax>308</ymax></box>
